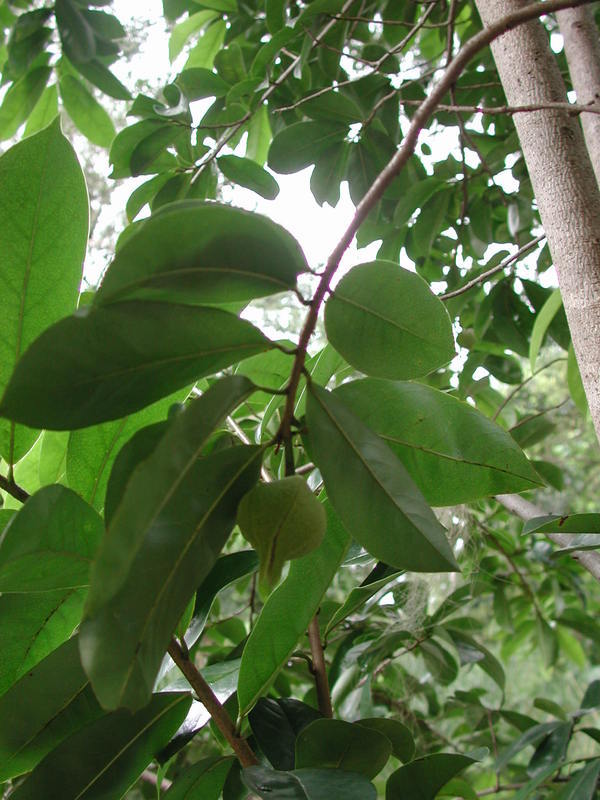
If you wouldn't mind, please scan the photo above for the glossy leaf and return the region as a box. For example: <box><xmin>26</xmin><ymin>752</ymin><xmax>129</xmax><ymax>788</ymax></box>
<box><xmin>295</xmin><ymin>719</ymin><xmax>392</xmax><ymax>778</ymax></box>
<box><xmin>59</xmin><ymin>74</ymin><xmax>115</xmax><ymax>147</ymax></box>
<box><xmin>551</xmin><ymin>759</ymin><xmax>600</xmax><ymax>799</ymax></box>
<box><xmin>0</xmin><ymin>485</ymin><xmax>103</xmax><ymax>592</ymax></box>
<box><xmin>527</xmin><ymin>721</ymin><xmax>571</xmax><ymax>778</ymax></box>
<box><xmin>164</xmin><ymin>757</ymin><xmax>234</xmax><ymax>798</ymax></box>
<box><xmin>238</xmin><ymin>501</ymin><xmax>350</xmax><ymax>716</ymax></box>
<box><xmin>249</xmin><ymin>698</ymin><xmax>322</xmax><ymax>771</ymax></box>
<box><xmin>80</xmin><ymin>446</ymin><xmax>261</xmax><ymax>712</ymax></box>
<box><xmin>0</xmin><ymin>301</ymin><xmax>270</xmax><ymax>430</ymax></box>
<box><xmin>567</xmin><ymin>343</ymin><xmax>588</xmax><ymax>417</ymax></box>
<box><xmin>169</xmin><ymin>9</ymin><xmax>216</xmax><ymax>62</ymax></box>
<box><xmin>67</xmin><ymin>389</ymin><xmax>188</xmax><ymax>512</ymax></box>
<box><xmin>0</xmin><ymin>117</ymin><xmax>87</xmax><ymax>463</ymax></box>
<box><xmin>80</xmin><ymin>379</ymin><xmax>262</xmax><ymax>709</ymax></box>
<box><xmin>304</xmin><ymin>384</ymin><xmax>457</xmax><ymax>572</ymax></box>
<box><xmin>523</xmin><ymin>514</ymin><xmax>600</xmax><ymax>536</ymax></box>
<box><xmin>386</xmin><ymin>754</ymin><xmax>475</xmax><ymax>800</ymax></box>
<box><xmin>218</xmin><ymin>155</ymin><xmax>280</xmax><ymax>199</ymax></box>
<box><xmin>243</xmin><ymin>765</ymin><xmax>376</xmax><ymax>800</ymax></box>
<box><xmin>55</xmin><ymin>0</ymin><xmax>96</xmax><ymax>62</ymax></box>
<box><xmin>74</xmin><ymin>59</ymin><xmax>132</xmax><ymax>100</ymax></box>
<box><xmin>95</xmin><ymin>201</ymin><xmax>306</xmax><ymax>305</ymax></box>
<box><xmin>357</xmin><ymin>718</ymin><xmax>415</xmax><ymax>763</ymax></box>
<box><xmin>0</xmin><ymin>589</ymin><xmax>86</xmax><ymax>695</ymax></box>
<box><xmin>334</xmin><ymin>379</ymin><xmax>542</xmax><ymax>506</ymax></box>
<box><xmin>325</xmin><ymin>261</ymin><xmax>454</xmax><ymax>379</ymax></box>
<box><xmin>325</xmin><ymin>565</ymin><xmax>403</xmax><ymax>635</ymax></box>
<box><xmin>185</xmin><ymin>550</ymin><xmax>259</xmax><ymax>647</ymax></box>
<box><xmin>0</xmin><ymin>636</ymin><xmax>102</xmax><ymax>780</ymax></box>
<box><xmin>10</xmin><ymin>692</ymin><xmax>191</xmax><ymax>800</ymax></box>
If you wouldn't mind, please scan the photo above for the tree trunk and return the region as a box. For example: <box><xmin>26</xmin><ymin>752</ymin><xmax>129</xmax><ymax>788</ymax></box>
<box><xmin>557</xmin><ymin>4</ymin><xmax>600</xmax><ymax>185</ymax></box>
<box><xmin>473</xmin><ymin>0</ymin><xmax>600</xmax><ymax>444</ymax></box>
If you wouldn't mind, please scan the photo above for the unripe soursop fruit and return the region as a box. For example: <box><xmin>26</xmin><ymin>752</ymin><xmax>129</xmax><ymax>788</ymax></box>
<box><xmin>237</xmin><ymin>476</ymin><xmax>326</xmax><ymax>593</ymax></box>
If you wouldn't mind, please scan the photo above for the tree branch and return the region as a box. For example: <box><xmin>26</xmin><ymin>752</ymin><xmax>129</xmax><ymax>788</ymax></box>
<box><xmin>307</xmin><ymin>616</ymin><xmax>333</xmax><ymax>718</ymax></box>
<box><xmin>496</xmin><ymin>494</ymin><xmax>600</xmax><ymax>581</ymax></box>
<box><xmin>441</xmin><ymin>235</ymin><xmax>546</xmax><ymax>300</ymax></box>
<box><xmin>0</xmin><ymin>473</ymin><xmax>29</xmax><ymax>504</ymax></box>
<box><xmin>167</xmin><ymin>638</ymin><xmax>258</xmax><ymax>767</ymax></box>
<box><xmin>279</xmin><ymin>0</ymin><xmax>593</xmax><ymax>440</ymax></box>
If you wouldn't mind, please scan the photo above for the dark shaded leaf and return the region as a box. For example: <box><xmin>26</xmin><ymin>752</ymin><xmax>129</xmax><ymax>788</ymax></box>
<box><xmin>95</xmin><ymin>201</ymin><xmax>307</xmax><ymax>305</ymax></box>
<box><xmin>243</xmin><ymin>765</ymin><xmax>376</xmax><ymax>799</ymax></box>
<box><xmin>10</xmin><ymin>692</ymin><xmax>191</xmax><ymax>800</ymax></box>
<box><xmin>304</xmin><ymin>385</ymin><xmax>457</xmax><ymax>572</ymax></box>
<box><xmin>295</xmin><ymin>719</ymin><xmax>392</xmax><ymax>778</ymax></box>
<box><xmin>0</xmin><ymin>301</ymin><xmax>270</xmax><ymax>430</ymax></box>
<box><xmin>250</xmin><ymin>698</ymin><xmax>322</xmax><ymax>771</ymax></box>
<box><xmin>386</xmin><ymin>754</ymin><xmax>475</xmax><ymax>800</ymax></box>
<box><xmin>0</xmin><ymin>485</ymin><xmax>102</xmax><ymax>592</ymax></box>
<box><xmin>325</xmin><ymin>261</ymin><xmax>454</xmax><ymax>379</ymax></box>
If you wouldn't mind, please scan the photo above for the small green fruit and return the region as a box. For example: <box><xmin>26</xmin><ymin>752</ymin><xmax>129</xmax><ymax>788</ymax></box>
<box><xmin>237</xmin><ymin>476</ymin><xmax>326</xmax><ymax>593</ymax></box>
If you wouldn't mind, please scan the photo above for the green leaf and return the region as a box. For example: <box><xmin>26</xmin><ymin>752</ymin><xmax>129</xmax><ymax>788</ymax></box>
<box><xmin>55</xmin><ymin>0</ymin><xmax>96</xmax><ymax>63</ymax></box>
<box><xmin>325</xmin><ymin>565</ymin><xmax>403</xmax><ymax>635</ymax></box>
<box><xmin>496</xmin><ymin>721</ymin><xmax>563</xmax><ymax>771</ymax></box>
<box><xmin>10</xmin><ymin>692</ymin><xmax>191</xmax><ymax>800</ymax></box>
<box><xmin>393</xmin><ymin>176</ymin><xmax>446</xmax><ymax>227</ymax></box>
<box><xmin>79</xmin><ymin>384</ymin><xmax>263</xmax><ymax>709</ymax></box>
<box><xmin>268</xmin><ymin>121</ymin><xmax>348</xmax><ymax>174</ymax></box>
<box><xmin>110</xmin><ymin>120</ymin><xmax>178</xmax><ymax>179</ymax></box>
<box><xmin>295</xmin><ymin>719</ymin><xmax>392</xmax><ymax>778</ymax></box>
<box><xmin>59</xmin><ymin>74</ymin><xmax>116</xmax><ymax>147</ymax></box>
<box><xmin>185</xmin><ymin>550</ymin><xmax>259</xmax><ymax>647</ymax></box>
<box><xmin>530</xmin><ymin>288</ymin><xmax>562</xmax><ymax>371</ymax></box>
<box><xmin>23</xmin><ymin>82</ymin><xmax>58</xmax><ymax>136</ymax></box>
<box><xmin>0</xmin><ymin>117</ymin><xmax>88</xmax><ymax>463</ymax></box>
<box><xmin>302</xmin><ymin>92</ymin><xmax>363</xmax><ymax>124</ymax></box>
<box><xmin>38</xmin><ymin>430</ymin><xmax>69</xmax><ymax>485</ymax></box>
<box><xmin>0</xmin><ymin>485</ymin><xmax>102</xmax><ymax>592</ymax></box>
<box><xmin>246</xmin><ymin>101</ymin><xmax>272</xmax><ymax>166</ymax></box>
<box><xmin>551</xmin><ymin>759</ymin><xmax>600</xmax><ymax>799</ymax></box>
<box><xmin>185</xmin><ymin>20</ymin><xmax>226</xmax><ymax>70</ymax></box>
<box><xmin>95</xmin><ymin>201</ymin><xmax>306</xmax><ymax>306</ymax></box>
<box><xmin>386</xmin><ymin>754</ymin><xmax>475</xmax><ymax>800</ymax></box>
<box><xmin>527</xmin><ymin>721</ymin><xmax>572</xmax><ymax>778</ymax></box>
<box><xmin>567</xmin><ymin>343</ymin><xmax>588</xmax><ymax>417</ymax></box>
<box><xmin>325</xmin><ymin>261</ymin><xmax>454</xmax><ymax>379</ymax></box>
<box><xmin>304</xmin><ymin>385</ymin><xmax>457</xmax><ymax>572</ymax></box>
<box><xmin>164</xmin><ymin>756</ymin><xmax>235</xmax><ymax>799</ymax></box>
<box><xmin>0</xmin><ymin>66</ymin><xmax>51</xmax><ymax>140</ymax></box>
<box><xmin>249</xmin><ymin>698</ymin><xmax>322</xmax><ymax>771</ymax></box>
<box><xmin>130</xmin><ymin>123</ymin><xmax>185</xmax><ymax>176</ymax></box>
<box><xmin>73</xmin><ymin>58</ymin><xmax>131</xmax><ymax>100</ymax></box>
<box><xmin>0</xmin><ymin>636</ymin><xmax>103</xmax><ymax>780</ymax></box>
<box><xmin>177</xmin><ymin>66</ymin><xmax>230</xmax><ymax>99</ymax></box>
<box><xmin>243</xmin><ymin>766</ymin><xmax>376</xmax><ymax>800</ymax></box>
<box><xmin>523</xmin><ymin>514</ymin><xmax>600</xmax><ymax>535</ymax></box>
<box><xmin>237</xmin><ymin>501</ymin><xmax>350</xmax><ymax>717</ymax></box>
<box><xmin>334</xmin><ymin>379</ymin><xmax>542</xmax><ymax>505</ymax></box>
<box><xmin>67</xmin><ymin>390</ymin><xmax>188</xmax><ymax>512</ymax></box>
<box><xmin>169</xmin><ymin>9</ymin><xmax>216</xmax><ymax>62</ymax></box>
<box><xmin>218</xmin><ymin>155</ymin><xmax>280</xmax><ymax>200</ymax></box>
<box><xmin>0</xmin><ymin>589</ymin><xmax>86</xmax><ymax>696</ymax></box>
<box><xmin>0</xmin><ymin>301</ymin><xmax>271</xmax><ymax>430</ymax></box>
<box><xmin>356</xmin><ymin>718</ymin><xmax>415</xmax><ymax>763</ymax></box>
<box><xmin>447</xmin><ymin>628</ymin><xmax>505</xmax><ymax>691</ymax></box>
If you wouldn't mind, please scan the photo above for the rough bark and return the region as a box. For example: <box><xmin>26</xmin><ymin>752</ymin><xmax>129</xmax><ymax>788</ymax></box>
<box><xmin>557</xmin><ymin>4</ymin><xmax>600</xmax><ymax>184</ymax></box>
<box><xmin>473</xmin><ymin>0</ymin><xmax>600</xmax><ymax>445</ymax></box>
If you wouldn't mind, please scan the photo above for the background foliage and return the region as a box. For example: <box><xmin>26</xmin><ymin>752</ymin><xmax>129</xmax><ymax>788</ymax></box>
<box><xmin>0</xmin><ymin>0</ymin><xmax>599</xmax><ymax>798</ymax></box>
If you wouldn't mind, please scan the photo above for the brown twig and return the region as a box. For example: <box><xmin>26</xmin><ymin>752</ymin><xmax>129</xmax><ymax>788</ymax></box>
<box><xmin>440</xmin><ymin>234</ymin><xmax>546</xmax><ymax>300</ymax></box>
<box><xmin>0</xmin><ymin>473</ymin><xmax>29</xmax><ymax>504</ymax></box>
<box><xmin>279</xmin><ymin>0</ymin><xmax>590</xmax><ymax>441</ymax></box>
<box><xmin>404</xmin><ymin>98</ymin><xmax>600</xmax><ymax>116</ymax></box>
<box><xmin>307</xmin><ymin>616</ymin><xmax>333</xmax><ymax>717</ymax></box>
<box><xmin>167</xmin><ymin>638</ymin><xmax>258</xmax><ymax>767</ymax></box>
